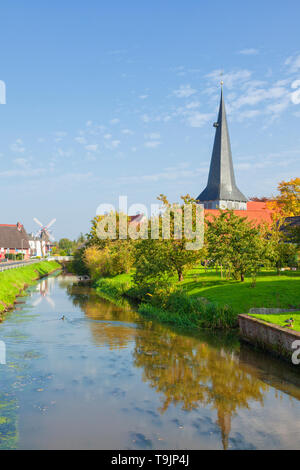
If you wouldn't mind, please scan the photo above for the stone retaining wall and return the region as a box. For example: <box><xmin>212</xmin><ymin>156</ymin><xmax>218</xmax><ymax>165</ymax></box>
<box><xmin>238</xmin><ymin>314</ymin><xmax>300</xmax><ymax>365</ymax></box>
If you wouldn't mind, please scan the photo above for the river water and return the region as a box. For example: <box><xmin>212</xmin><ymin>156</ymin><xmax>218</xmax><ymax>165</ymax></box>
<box><xmin>0</xmin><ymin>273</ymin><xmax>300</xmax><ymax>450</ymax></box>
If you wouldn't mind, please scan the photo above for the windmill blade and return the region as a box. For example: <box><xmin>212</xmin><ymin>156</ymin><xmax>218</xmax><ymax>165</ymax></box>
<box><xmin>33</xmin><ymin>217</ymin><xmax>44</xmax><ymax>228</ymax></box>
<box><xmin>35</xmin><ymin>229</ymin><xmax>42</xmax><ymax>238</ymax></box>
<box><xmin>46</xmin><ymin>218</ymin><xmax>56</xmax><ymax>229</ymax></box>
<box><xmin>45</xmin><ymin>297</ymin><xmax>55</xmax><ymax>309</ymax></box>
<box><xmin>32</xmin><ymin>297</ymin><xmax>42</xmax><ymax>307</ymax></box>
<box><xmin>44</xmin><ymin>229</ymin><xmax>55</xmax><ymax>241</ymax></box>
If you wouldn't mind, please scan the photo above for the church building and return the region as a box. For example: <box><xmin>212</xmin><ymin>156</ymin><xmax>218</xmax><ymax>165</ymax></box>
<box><xmin>197</xmin><ymin>83</ymin><xmax>247</xmax><ymax>210</ymax></box>
<box><xmin>197</xmin><ymin>84</ymin><xmax>274</xmax><ymax>226</ymax></box>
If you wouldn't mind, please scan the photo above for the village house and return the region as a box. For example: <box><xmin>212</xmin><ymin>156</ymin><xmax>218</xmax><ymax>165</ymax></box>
<box><xmin>0</xmin><ymin>222</ymin><xmax>30</xmax><ymax>260</ymax></box>
<box><xmin>27</xmin><ymin>233</ymin><xmax>51</xmax><ymax>257</ymax></box>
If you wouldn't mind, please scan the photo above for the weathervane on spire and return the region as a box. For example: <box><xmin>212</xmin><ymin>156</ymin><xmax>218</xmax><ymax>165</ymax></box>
<box><xmin>220</xmin><ymin>70</ymin><xmax>224</xmax><ymax>87</ymax></box>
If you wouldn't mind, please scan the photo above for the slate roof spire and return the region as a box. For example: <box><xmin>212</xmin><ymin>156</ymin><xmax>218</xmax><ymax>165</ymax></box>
<box><xmin>197</xmin><ymin>84</ymin><xmax>247</xmax><ymax>204</ymax></box>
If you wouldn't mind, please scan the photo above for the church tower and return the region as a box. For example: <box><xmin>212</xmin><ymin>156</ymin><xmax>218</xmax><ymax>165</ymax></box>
<box><xmin>196</xmin><ymin>84</ymin><xmax>247</xmax><ymax>210</ymax></box>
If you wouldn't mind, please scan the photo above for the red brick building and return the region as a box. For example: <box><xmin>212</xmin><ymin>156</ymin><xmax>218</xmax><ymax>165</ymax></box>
<box><xmin>0</xmin><ymin>222</ymin><xmax>30</xmax><ymax>260</ymax></box>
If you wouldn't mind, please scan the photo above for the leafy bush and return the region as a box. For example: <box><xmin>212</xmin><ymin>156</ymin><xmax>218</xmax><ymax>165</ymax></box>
<box><xmin>70</xmin><ymin>247</ymin><xmax>89</xmax><ymax>275</ymax></box>
<box><xmin>84</xmin><ymin>241</ymin><xmax>134</xmax><ymax>280</ymax></box>
<box><xmin>139</xmin><ymin>290</ymin><xmax>237</xmax><ymax>329</ymax></box>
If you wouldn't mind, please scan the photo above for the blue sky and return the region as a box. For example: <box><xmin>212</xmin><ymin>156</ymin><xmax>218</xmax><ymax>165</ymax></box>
<box><xmin>0</xmin><ymin>1</ymin><xmax>300</xmax><ymax>239</ymax></box>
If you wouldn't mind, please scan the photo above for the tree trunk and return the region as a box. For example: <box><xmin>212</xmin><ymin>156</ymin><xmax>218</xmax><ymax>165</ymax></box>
<box><xmin>240</xmin><ymin>273</ymin><xmax>245</xmax><ymax>282</ymax></box>
<box><xmin>178</xmin><ymin>271</ymin><xmax>183</xmax><ymax>282</ymax></box>
<box><xmin>276</xmin><ymin>263</ymin><xmax>280</xmax><ymax>275</ymax></box>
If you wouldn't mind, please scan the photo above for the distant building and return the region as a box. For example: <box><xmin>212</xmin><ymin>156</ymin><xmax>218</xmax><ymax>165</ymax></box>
<box><xmin>0</xmin><ymin>222</ymin><xmax>30</xmax><ymax>260</ymax></box>
<box><xmin>28</xmin><ymin>232</ymin><xmax>53</xmax><ymax>257</ymax></box>
<box><xmin>28</xmin><ymin>234</ymin><xmax>44</xmax><ymax>257</ymax></box>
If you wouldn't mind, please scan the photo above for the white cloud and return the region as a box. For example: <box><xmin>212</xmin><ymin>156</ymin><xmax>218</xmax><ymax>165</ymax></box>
<box><xmin>173</xmin><ymin>84</ymin><xmax>197</xmax><ymax>98</ymax></box>
<box><xmin>266</xmin><ymin>100</ymin><xmax>289</xmax><ymax>115</ymax></box>
<box><xmin>206</xmin><ymin>69</ymin><xmax>252</xmax><ymax>89</ymax></box>
<box><xmin>141</xmin><ymin>113</ymin><xmax>151</xmax><ymax>123</ymax></box>
<box><xmin>145</xmin><ymin>132</ymin><xmax>160</xmax><ymax>140</ymax></box>
<box><xmin>75</xmin><ymin>136</ymin><xmax>87</xmax><ymax>144</ymax></box>
<box><xmin>110</xmin><ymin>118</ymin><xmax>120</xmax><ymax>125</ymax></box>
<box><xmin>230</xmin><ymin>85</ymin><xmax>288</xmax><ymax>110</ymax></box>
<box><xmin>117</xmin><ymin>163</ymin><xmax>207</xmax><ymax>184</ymax></box>
<box><xmin>185</xmin><ymin>101</ymin><xmax>200</xmax><ymax>109</ymax></box>
<box><xmin>104</xmin><ymin>134</ymin><xmax>112</xmax><ymax>140</ymax></box>
<box><xmin>10</xmin><ymin>139</ymin><xmax>25</xmax><ymax>153</ymax></box>
<box><xmin>291</xmin><ymin>80</ymin><xmax>300</xmax><ymax>104</ymax></box>
<box><xmin>145</xmin><ymin>141</ymin><xmax>161</xmax><ymax>148</ymax></box>
<box><xmin>111</xmin><ymin>140</ymin><xmax>120</xmax><ymax>148</ymax></box>
<box><xmin>238</xmin><ymin>48</ymin><xmax>259</xmax><ymax>56</ymax></box>
<box><xmin>0</xmin><ymin>168</ymin><xmax>46</xmax><ymax>178</ymax></box>
<box><xmin>54</xmin><ymin>131</ymin><xmax>67</xmax><ymax>142</ymax></box>
<box><xmin>85</xmin><ymin>144</ymin><xmax>99</xmax><ymax>152</ymax></box>
<box><xmin>139</xmin><ymin>95</ymin><xmax>148</xmax><ymax>100</ymax></box>
<box><xmin>185</xmin><ymin>112</ymin><xmax>212</xmax><ymax>128</ymax></box>
<box><xmin>291</xmin><ymin>88</ymin><xmax>300</xmax><ymax>104</ymax></box>
<box><xmin>56</xmin><ymin>148</ymin><xmax>73</xmax><ymax>158</ymax></box>
<box><xmin>285</xmin><ymin>54</ymin><xmax>300</xmax><ymax>73</ymax></box>
<box><xmin>236</xmin><ymin>109</ymin><xmax>262</xmax><ymax>121</ymax></box>
<box><xmin>14</xmin><ymin>157</ymin><xmax>29</xmax><ymax>168</ymax></box>
<box><xmin>122</xmin><ymin>129</ymin><xmax>134</xmax><ymax>135</ymax></box>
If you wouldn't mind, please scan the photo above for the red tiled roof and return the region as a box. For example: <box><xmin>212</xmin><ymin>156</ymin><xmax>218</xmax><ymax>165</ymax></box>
<box><xmin>204</xmin><ymin>202</ymin><xmax>274</xmax><ymax>226</ymax></box>
<box><xmin>246</xmin><ymin>201</ymin><xmax>270</xmax><ymax>210</ymax></box>
<box><xmin>129</xmin><ymin>214</ymin><xmax>146</xmax><ymax>224</ymax></box>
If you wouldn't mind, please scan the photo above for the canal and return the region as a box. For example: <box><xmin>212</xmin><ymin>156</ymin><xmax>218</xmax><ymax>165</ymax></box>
<box><xmin>0</xmin><ymin>273</ymin><xmax>300</xmax><ymax>450</ymax></box>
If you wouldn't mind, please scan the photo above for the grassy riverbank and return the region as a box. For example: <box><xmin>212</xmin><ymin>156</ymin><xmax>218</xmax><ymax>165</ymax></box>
<box><xmin>249</xmin><ymin>312</ymin><xmax>300</xmax><ymax>332</ymax></box>
<box><xmin>0</xmin><ymin>261</ymin><xmax>61</xmax><ymax>314</ymax></box>
<box><xmin>93</xmin><ymin>267</ymin><xmax>300</xmax><ymax>330</ymax></box>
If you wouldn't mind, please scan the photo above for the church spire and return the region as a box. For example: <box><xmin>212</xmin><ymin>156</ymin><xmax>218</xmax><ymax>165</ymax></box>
<box><xmin>197</xmin><ymin>84</ymin><xmax>247</xmax><ymax>210</ymax></box>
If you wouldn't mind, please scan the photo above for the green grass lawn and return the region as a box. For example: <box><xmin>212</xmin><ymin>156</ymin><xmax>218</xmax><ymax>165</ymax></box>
<box><xmin>179</xmin><ymin>267</ymin><xmax>300</xmax><ymax>314</ymax></box>
<box><xmin>100</xmin><ymin>267</ymin><xmax>300</xmax><ymax>315</ymax></box>
<box><xmin>249</xmin><ymin>312</ymin><xmax>300</xmax><ymax>332</ymax></box>
<box><xmin>0</xmin><ymin>261</ymin><xmax>61</xmax><ymax>313</ymax></box>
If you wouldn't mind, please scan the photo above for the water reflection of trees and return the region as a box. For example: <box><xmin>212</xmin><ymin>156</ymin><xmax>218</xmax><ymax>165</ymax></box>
<box><xmin>67</xmin><ymin>284</ymin><xmax>271</xmax><ymax>449</ymax></box>
<box><xmin>67</xmin><ymin>284</ymin><xmax>140</xmax><ymax>349</ymax></box>
<box><xmin>133</xmin><ymin>322</ymin><xmax>268</xmax><ymax>449</ymax></box>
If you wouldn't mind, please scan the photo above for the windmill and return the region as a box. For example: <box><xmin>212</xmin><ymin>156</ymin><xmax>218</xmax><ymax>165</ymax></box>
<box><xmin>33</xmin><ymin>218</ymin><xmax>56</xmax><ymax>257</ymax></box>
<box><xmin>32</xmin><ymin>278</ymin><xmax>55</xmax><ymax>308</ymax></box>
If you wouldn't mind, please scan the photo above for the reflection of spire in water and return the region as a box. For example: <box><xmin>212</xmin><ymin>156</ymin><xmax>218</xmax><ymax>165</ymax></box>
<box><xmin>132</xmin><ymin>324</ymin><xmax>268</xmax><ymax>448</ymax></box>
<box><xmin>67</xmin><ymin>284</ymin><xmax>272</xmax><ymax>449</ymax></box>
<box><xmin>217</xmin><ymin>408</ymin><xmax>232</xmax><ymax>450</ymax></box>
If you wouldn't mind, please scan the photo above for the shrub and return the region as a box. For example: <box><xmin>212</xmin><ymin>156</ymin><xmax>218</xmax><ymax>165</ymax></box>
<box><xmin>139</xmin><ymin>290</ymin><xmax>237</xmax><ymax>329</ymax></box>
<box><xmin>83</xmin><ymin>242</ymin><xmax>134</xmax><ymax>280</ymax></box>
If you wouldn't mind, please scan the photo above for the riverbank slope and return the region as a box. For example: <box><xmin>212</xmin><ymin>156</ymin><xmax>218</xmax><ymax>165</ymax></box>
<box><xmin>92</xmin><ymin>267</ymin><xmax>300</xmax><ymax>330</ymax></box>
<box><xmin>0</xmin><ymin>261</ymin><xmax>61</xmax><ymax>314</ymax></box>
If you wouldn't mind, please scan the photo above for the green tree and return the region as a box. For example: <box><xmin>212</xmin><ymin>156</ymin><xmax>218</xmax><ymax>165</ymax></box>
<box><xmin>84</xmin><ymin>240</ymin><xmax>134</xmax><ymax>279</ymax></box>
<box><xmin>262</xmin><ymin>220</ymin><xmax>298</xmax><ymax>273</ymax></box>
<box><xmin>134</xmin><ymin>194</ymin><xmax>203</xmax><ymax>286</ymax></box>
<box><xmin>206</xmin><ymin>210</ymin><xmax>265</xmax><ymax>282</ymax></box>
<box><xmin>58</xmin><ymin>238</ymin><xmax>74</xmax><ymax>254</ymax></box>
